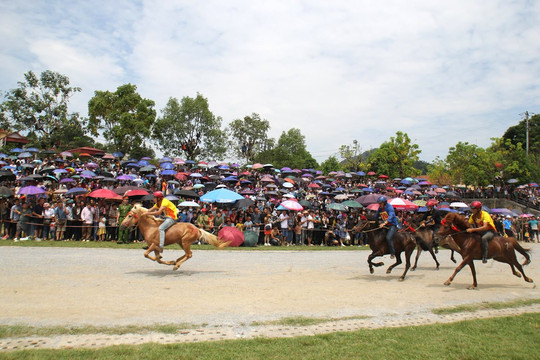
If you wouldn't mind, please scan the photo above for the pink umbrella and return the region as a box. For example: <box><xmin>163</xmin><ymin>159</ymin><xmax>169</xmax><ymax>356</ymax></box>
<box><xmin>388</xmin><ymin>198</ymin><xmax>419</xmax><ymax>211</ymax></box>
<box><xmin>366</xmin><ymin>203</ymin><xmax>379</xmax><ymax>211</ymax></box>
<box><xmin>280</xmin><ymin>200</ymin><xmax>304</xmax><ymax>211</ymax></box>
<box><xmin>218</xmin><ymin>227</ymin><xmax>244</xmax><ymax>247</ymax></box>
<box><xmin>252</xmin><ymin>163</ymin><xmax>263</xmax><ymax>169</ymax></box>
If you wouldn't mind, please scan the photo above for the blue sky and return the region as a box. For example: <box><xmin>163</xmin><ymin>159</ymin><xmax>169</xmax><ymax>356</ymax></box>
<box><xmin>1</xmin><ymin>1</ymin><xmax>539</xmax><ymax>163</ymax></box>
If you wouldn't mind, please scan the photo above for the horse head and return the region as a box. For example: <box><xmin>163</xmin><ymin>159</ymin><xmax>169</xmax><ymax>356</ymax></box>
<box><xmin>120</xmin><ymin>203</ymin><xmax>147</xmax><ymax>228</ymax></box>
<box><xmin>438</xmin><ymin>235</ymin><xmax>462</xmax><ymax>252</ymax></box>
<box><xmin>355</xmin><ymin>214</ymin><xmax>378</xmax><ymax>232</ymax></box>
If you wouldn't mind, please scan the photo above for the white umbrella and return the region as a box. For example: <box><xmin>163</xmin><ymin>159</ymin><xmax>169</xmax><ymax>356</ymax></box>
<box><xmin>450</xmin><ymin>202</ymin><xmax>469</xmax><ymax>208</ymax></box>
<box><xmin>179</xmin><ymin>200</ymin><xmax>200</xmax><ymax>207</ymax></box>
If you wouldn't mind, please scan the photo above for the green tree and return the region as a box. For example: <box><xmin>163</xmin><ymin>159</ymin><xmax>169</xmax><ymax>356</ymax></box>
<box><xmin>503</xmin><ymin>112</ymin><xmax>540</xmax><ymax>156</ymax></box>
<box><xmin>152</xmin><ymin>94</ymin><xmax>227</xmax><ymax>160</ymax></box>
<box><xmin>0</xmin><ymin>70</ymin><xmax>82</xmax><ymax>148</ymax></box>
<box><xmin>227</xmin><ymin>113</ymin><xmax>272</xmax><ymax>163</ymax></box>
<box><xmin>339</xmin><ymin>140</ymin><xmax>363</xmax><ymax>172</ymax></box>
<box><xmin>320</xmin><ymin>155</ymin><xmax>341</xmax><ymax>174</ymax></box>
<box><xmin>488</xmin><ymin>137</ymin><xmax>539</xmax><ymax>183</ymax></box>
<box><xmin>87</xmin><ymin>84</ymin><xmax>156</xmax><ymax>157</ymax></box>
<box><xmin>444</xmin><ymin>142</ymin><xmax>493</xmax><ymax>186</ymax></box>
<box><xmin>255</xmin><ymin>128</ymin><xmax>317</xmax><ymax>169</ymax></box>
<box><xmin>366</xmin><ymin>131</ymin><xmax>421</xmax><ymax>178</ymax></box>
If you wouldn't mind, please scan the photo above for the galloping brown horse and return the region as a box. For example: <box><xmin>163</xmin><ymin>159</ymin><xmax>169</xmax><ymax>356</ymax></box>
<box><xmin>355</xmin><ymin>216</ymin><xmax>417</xmax><ymax>281</ymax></box>
<box><xmin>120</xmin><ymin>204</ymin><xmax>230</xmax><ymax>270</ymax></box>
<box><xmin>405</xmin><ymin>220</ymin><xmax>457</xmax><ymax>271</ymax></box>
<box><xmin>438</xmin><ymin>212</ymin><xmax>533</xmax><ymax>289</ymax></box>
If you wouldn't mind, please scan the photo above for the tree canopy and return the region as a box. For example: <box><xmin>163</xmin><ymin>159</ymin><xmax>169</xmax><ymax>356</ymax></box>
<box><xmin>0</xmin><ymin>70</ymin><xmax>82</xmax><ymax>148</ymax></box>
<box><xmin>152</xmin><ymin>94</ymin><xmax>227</xmax><ymax>160</ymax></box>
<box><xmin>227</xmin><ymin>113</ymin><xmax>272</xmax><ymax>163</ymax></box>
<box><xmin>365</xmin><ymin>131</ymin><xmax>421</xmax><ymax>178</ymax></box>
<box><xmin>87</xmin><ymin>84</ymin><xmax>156</xmax><ymax>157</ymax></box>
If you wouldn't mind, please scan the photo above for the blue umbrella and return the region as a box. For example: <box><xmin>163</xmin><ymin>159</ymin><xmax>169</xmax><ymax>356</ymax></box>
<box><xmin>18</xmin><ymin>152</ymin><xmax>33</xmax><ymax>158</ymax></box>
<box><xmin>160</xmin><ymin>169</ymin><xmax>176</xmax><ymax>175</ymax></box>
<box><xmin>160</xmin><ymin>157</ymin><xmax>172</xmax><ymax>163</ymax></box>
<box><xmin>11</xmin><ymin>148</ymin><xmax>23</xmax><ymax>153</ymax></box>
<box><xmin>160</xmin><ymin>162</ymin><xmax>174</xmax><ymax>170</ymax></box>
<box><xmin>112</xmin><ymin>151</ymin><xmax>124</xmax><ymax>158</ymax></box>
<box><xmin>185</xmin><ymin>160</ymin><xmax>196</xmax><ymax>164</ymax></box>
<box><xmin>25</xmin><ymin>147</ymin><xmax>40</xmax><ymax>152</ymax></box>
<box><xmin>66</xmin><ymin>187</ymin><xmax>89</xmax><ymax>196</ymax></box>
<box><xmin>356</xmin><ymin>171</ymin><xmax>366</xmax><ymax>176</ymax></box>
<box><xmin>137</xmin><ymin>160</ymin><xmax>150</xmax><ymax>167</ymax></box>
<box><xmin>200</xmin><ymin>188</ymin><xmax>244</xmax><ymax>203</ymax></box>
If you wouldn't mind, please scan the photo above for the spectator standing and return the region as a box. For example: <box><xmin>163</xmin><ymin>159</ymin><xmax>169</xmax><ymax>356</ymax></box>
<box><xmin>42</xmin><ymin>203</ymin><xmax>55</xmax><ymax>240</ymax></box>
<box><xmin>54</xmin><ymin>200</ymin><xmax>67</xmax><ymax>241</ymax></box>
<box><xmin>9</xmin><ymin>198</ymin><xmax>21</xmax><ymax>239</ymax></box>
<box><xmin>107</xmin><ymin>203</ymin><xmax>118</xmax><ymax>241</ymax></box>
<box><xmin>116</xmin><ymin>197</ymin><xmax>132</xmax><ymax>244</ymax></box>
<box><xmin>528</xmin><ymin>216</ymin><xmax>539</xmax><ymax>243</ymax></box>
<box><xmin>80</xmin><ymin>202</ymin><xmax>94</xmax><ymax>242</ymax></box>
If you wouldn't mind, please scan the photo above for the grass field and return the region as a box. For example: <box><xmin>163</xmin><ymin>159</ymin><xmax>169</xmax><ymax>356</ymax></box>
<box><xmin>1</xmin><ymin>314</ymin><xmax>538</xmax><ymax>359</ymax></box>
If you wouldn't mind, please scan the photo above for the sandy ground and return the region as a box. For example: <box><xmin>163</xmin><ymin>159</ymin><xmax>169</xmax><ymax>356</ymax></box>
<box><xmin>0</xmin><ymin>244</ymin><xmax>538</xmax><ymax>350</ymax></box>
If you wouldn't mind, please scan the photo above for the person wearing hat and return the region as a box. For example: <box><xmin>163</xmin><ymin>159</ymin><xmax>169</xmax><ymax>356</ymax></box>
<box><xmin>467</xmin><ymin>201</ymin><xmax>496</xmax><ymax>263</ymax></box>
<box><xmin>42</xmin><ymin>202</ymin><xmax>55</xmax><ymax>241</ymax></box>
<box><xmin>146</xmin><ymin>191</ymin><xmax>178</xmax><ymax>252</ymax></box>
<box><xmin>375</xmin><ymin>196</ymin><xmax>398</xmax><ymax>258</ymax></box>
<box><xmin>419</xmin><ymin>199</ymin><xmax>442</xmax><ymax>253</ymax></box>
<box><xmin>196</xmin><ymin>208</ymin><xmax>209</xmax><ymax>231</ymax></box>
<box><xmin>116</xmin><ymin>196</ymin><xmax>132</xmax><ymax>244</ymax></box>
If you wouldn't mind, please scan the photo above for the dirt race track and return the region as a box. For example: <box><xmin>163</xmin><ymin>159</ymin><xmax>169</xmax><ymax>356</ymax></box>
<box><xmin>0</xmin><ymin>245</ymin><xmax>539</xmax><ymax>350</ymax></box>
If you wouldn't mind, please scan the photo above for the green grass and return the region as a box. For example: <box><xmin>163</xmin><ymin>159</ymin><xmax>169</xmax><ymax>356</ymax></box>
<box><xmin>432</xmin><ymin>298</ymin><xmax>540</xmax><ymax>315</ymax></box>
<box><xmin>0</xmin><ymin>323</ymin><xmax>207</xmax><ymax>339</ymax></box>
<box><xmin>251</xmin><ymin>315</ymin><xmax>372</xmax><ymax>327</ymax></box>
<box><xmin>1</xmin><ymin>314</ymin><xmax>538</xmax><ymax>359</ymax></box>
<box><xmin>0</xmin><ymin>239</ymin><xmax>369</xmax><ymax>251</ymax></box>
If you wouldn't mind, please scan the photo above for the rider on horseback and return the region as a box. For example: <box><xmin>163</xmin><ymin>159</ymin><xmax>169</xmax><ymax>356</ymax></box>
<box><xmin>420</xmin><ymin>199</ymin><xmax>442</xmax><ymax>253</ymax></box>
<box><xmin>467</xmin><ymin>201</ymin><xmax>496</xmax><ymax>264</ymax></box>
<box><xmin>375</xmin><ymin>196</ymin><xmax>398</xmax><ymax>259</ymax></box>
<box><xmin>146</xmin><ymin>191</ymin><xmax>178</xmax><ymax>253</ymax></box>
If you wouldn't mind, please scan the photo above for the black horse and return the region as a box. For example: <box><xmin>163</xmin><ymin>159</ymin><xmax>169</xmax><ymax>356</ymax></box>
<box><xmin>405</xmin><ymin>220</ymin><xmax>457</xmax><ymax>271</ymax></box>
<box><xmin>355</xmin><ymin>215</ymin><xmax>417</xmax><ymax>281</ymax></box>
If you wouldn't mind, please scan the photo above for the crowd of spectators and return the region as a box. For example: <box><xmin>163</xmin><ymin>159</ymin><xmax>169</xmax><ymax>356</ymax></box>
<box><xmin>1</xmin><ymin>153</ymin><xmax>538</xmax><ymax>245</ymax></box>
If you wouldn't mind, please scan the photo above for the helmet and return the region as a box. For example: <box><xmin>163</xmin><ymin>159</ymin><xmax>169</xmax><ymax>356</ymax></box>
<box><xmin>470</xmin><ymin>201</ymin><xmax>482</xmax><ymax>209</ymax></box>
<box><xmin>377</xmin><ymin>196</ymin><xmax>387</xmax><ymax>203</ymax></box>
<box><xmin>426</xmin><ymin>200</ymin><xmax>437</xmax><ymax>207</ymax></box>
<box><xmin>153</xmin><ymin>191</ymin><xmax>164</xmax><ymax>198</ymax></box>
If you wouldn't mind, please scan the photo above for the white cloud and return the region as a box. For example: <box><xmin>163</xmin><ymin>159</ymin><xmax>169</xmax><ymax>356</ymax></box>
<box><xmin>1</xmin><ymin>0</ymin><xmax>539</xmax><ymax>163</ymax></box>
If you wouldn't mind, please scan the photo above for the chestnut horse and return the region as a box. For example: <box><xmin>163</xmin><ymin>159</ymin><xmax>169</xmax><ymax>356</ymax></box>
<box><xmin>355</xmin><ymin>216</ymin><xmax>417</xmax><ymax>281</ymax></box>
<box><xmin>437</xmin><ymin>212</ymin><xmax>533</xmax><ymax>289</ymax></box>
<box><xmin>120</xmin><ymin>204</ymin><xmax>230</xmax><ymax>270</ymax></box>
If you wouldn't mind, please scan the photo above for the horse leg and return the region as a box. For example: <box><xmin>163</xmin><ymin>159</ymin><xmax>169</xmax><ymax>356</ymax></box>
<box><xmin>506</xmin><ymin>253</ymin><xmax>534</xmax><ymax>283</ymax></box>
<box><xmin>386</xmin><ymin>252</ymin><xmax>402</xmax><ymax>274</ymax></box>
<box><xmin>450</xmin><ymin>250</ymin><xmax>457</xmax><ymax>263</ymax></box>
<box><xmin>411</xmin><ymin>246</ymin><xmax>421</xmax><ymax>271</ymax></box>
<box><xmin>444</xmin><ymin>255</ymin><xmax>473</xmax><ymax>287</ymax></box>
<box><xmin>368</xmin><ymin>251</ymin><xmax>384</xmax><ymax>274</ymax></box>
<box><xmin>466</xmin><ymin>262</ymin><xmax>478</xmax><ymax>290</ymax></box>
<box><xmin>144</xmin><ymin>243</ymin><xmax>161</xmax><ymax>261</ymax></box>
<box><xmin>173</xmin><ymin>245</ymin><xmax>192</xmax><ymax>271</ymax></box>
<box><xmin>428</xmin><ymin>247</ymin><xmax>440</xmax><ymax>270</ymax></box>
<box><xmin>508</xmin><ymin>264</ymin><xmax>522</xmax><ymax>278</ymax></box>
<box><xmin>399</xmin><ymin>244</ymin><xmax>415</xmax><ymax>281</ymax></box>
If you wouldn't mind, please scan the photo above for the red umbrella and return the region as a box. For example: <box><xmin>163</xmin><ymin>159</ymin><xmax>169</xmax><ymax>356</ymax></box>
<box><xmin>79</xmin><ymin>153</ymin><xmax>92</xmax><ymax>157</ymax></box>
<box><xmin>218</xmin><ymin>227</ymin><xmax>244</xmax><ymax>247</ymax></box>
<box><xmin>124</xmin><ymin>189</ymin><xmax>150</xmax><ymax>197</ymax></box>
<box><xmin>378</xmin><ymin>174</ymin><xmax>388</xmax><ymax>179</ymax></box>
<box><xmin>367</xmin><ymin>171</ymin><xmax>376</xmax><ymax>176</ymax></box>
<box><xmin>388</xmin><ymin>198</ymin><xmax>418</xmax><ymax>211</ymax></box>
<box><xmin>366</xmin><ymin>203</ymin><xmax>379</xmax><ymax>211</ymax></box>
<box><xmin>88</xmin><ymin>189</ymin><xmax>122</xmax><ymax>199</ymax></box>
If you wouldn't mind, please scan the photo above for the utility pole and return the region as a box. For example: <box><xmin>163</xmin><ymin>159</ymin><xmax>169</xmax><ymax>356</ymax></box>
<box><xmin>525</xmin><ymin>111</ymin><xmax>530</xmax><ymax>156</ymax></box>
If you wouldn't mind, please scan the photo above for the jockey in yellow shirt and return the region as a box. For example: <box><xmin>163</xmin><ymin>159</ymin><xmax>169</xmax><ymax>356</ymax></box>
<box><xmin>146</xmin><ymin>191</ymin><xmax>178</xmax><ymax>252</ymax></box>
<box><xmin>467</xmin><ymin>201</ymin><xmax>496</xmax><ymax>263</ymax></box>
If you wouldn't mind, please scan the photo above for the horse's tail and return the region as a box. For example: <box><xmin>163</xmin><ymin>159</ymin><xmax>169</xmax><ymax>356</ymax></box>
<box><xmin>510</xmin><ymin>238</ymin><xmax>531</xmax><ymax>265</ymax></box>
<box><xmin>199</xmin><ymin>229</ymin><xmax>231</xmax><ymax>249</ymax></box>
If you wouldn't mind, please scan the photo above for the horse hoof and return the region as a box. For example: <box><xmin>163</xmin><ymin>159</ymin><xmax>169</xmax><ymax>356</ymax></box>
<box><xmin>467</xmin><ymin>285</ymin><xmax>477</xmax><ymax>290</ymax></box>
<box><xmin>386</xmin><ymin>269</ymin><xmax>391</xmax><ymax>274</ymax></box>
<box><xmin>399</xmin><ymin>277</ymin><xmax>405</xmax><ymax>282</ymax></box>
<box><xmin>525</xmin><ymin>278</ymin><xmax>533</xmax><ymax>283</ymax></box>
<box><xmin>173</xmin><ymin>266</ymin><xmax>179</xmax><ymax>271</ymax></box>
<box><xmin>369</xmin><ymin>269</ymin><xmax>374</xmax><ymax>274</ymax></box>
<box><xmin>524</xmin><ymin>260</ymin><xmax>531</xmax><ymax>266</ymax></box>
<box><xmin>443</xmin><ymin>281</ymin><xmax>451</xmax><ymax>286</ymax></box>
<box><xmin>411</xmin><ymin>267</ymin><xmax>416</xmax><ymax>271</ymax></box>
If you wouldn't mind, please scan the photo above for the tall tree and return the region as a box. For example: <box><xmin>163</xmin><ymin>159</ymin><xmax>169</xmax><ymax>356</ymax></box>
<box><xmin>0</xmin><ymin>70</ymin><xmax>82</xmax><ymax>148</ymax></box>
<box><xmin>366</xmin><ymin>131</ymin><xmax>421</xmax><ymax>178</ymax></box>
<box><xmin>320</xmin><ymin>155</ymin><xmax>342</xmax><ymax>174</ymax></box>
<box><xmin>227</xmin><ymin>113</ymin><xmax>272</xmax><ymax>163</ymax></box>
<box><xmin>444</xmin><ymin>142</ymin><xmax>493</xmax><ymax>185</ymax></box>
<box><xmin>503</xmin><ymin>112</ymin><xmax>540</xmax><ymax>157</ymax></box>
<box><xmin>152</xmin><ymin>94</ymin><xmax>227</xmax><ymax>160</ymax></box>
<box><xmin>87</xmin><ymin>84</ymin><xmax>156</xmax><ymax>156</ymax></box>
<box><xmin>339</xmin><ymin>140</ymin><xmax>363</xmax><ymax>172</ymax></box>
<box><xmin>255</xmin><ymin>128</ymin><xmax>317</xmax><ymax>169</ymax></box>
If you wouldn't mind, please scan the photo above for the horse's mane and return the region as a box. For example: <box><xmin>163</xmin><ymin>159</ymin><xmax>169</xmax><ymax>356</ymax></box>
<box><xmin>444</xmin><ymin>212</ymin><xmax>470</xmax><ymax>230</ymax></box>
<box><xmin>131</xmin><ymin>204</ymin><xmax>162</xmax><ymax>225</ymax></box>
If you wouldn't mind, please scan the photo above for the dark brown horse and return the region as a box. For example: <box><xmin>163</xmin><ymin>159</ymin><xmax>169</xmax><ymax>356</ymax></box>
<box><xmin>404</xmin><ymin>220</ymin><xmax>457</xmax><ymax>271</ymax></box>
<box><xmin>438</xmin><ymin>212</ymin><xmax>533</xmax><ymax>289</ymax></box>
<box><xmin>355</xmin><ymin>216</ymin><xmax>417</xmax><ymax>281</ymax></box>
<box><xmin>120</xmin><ymin>205</ymin><xmax>230</xmax><ymax>270</ymax></box>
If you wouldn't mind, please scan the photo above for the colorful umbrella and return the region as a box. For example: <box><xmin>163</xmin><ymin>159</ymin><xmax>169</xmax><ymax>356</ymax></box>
<box><xmin>218</xmin><ymin>227</ymin><xmax>244</xmax><ymax>247</ymax></box>
<box><xmin>17</xmin><ymin>186</ymin><xmax>46</xmax><ymax>195</ymax></box>
<box><xmin>88</xmin><ymin>189</ymin><xmax>122</xmax><ymax>199</ymax></box>
<box><xmin>279</xmin><ymin>200</ymin><xmax>304</xmax><ymax>211</ymax></box>
<box><xmin>200</xmin><ymin>188</ymin><xmax>244</xmax><ymax>203</ymax></box>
